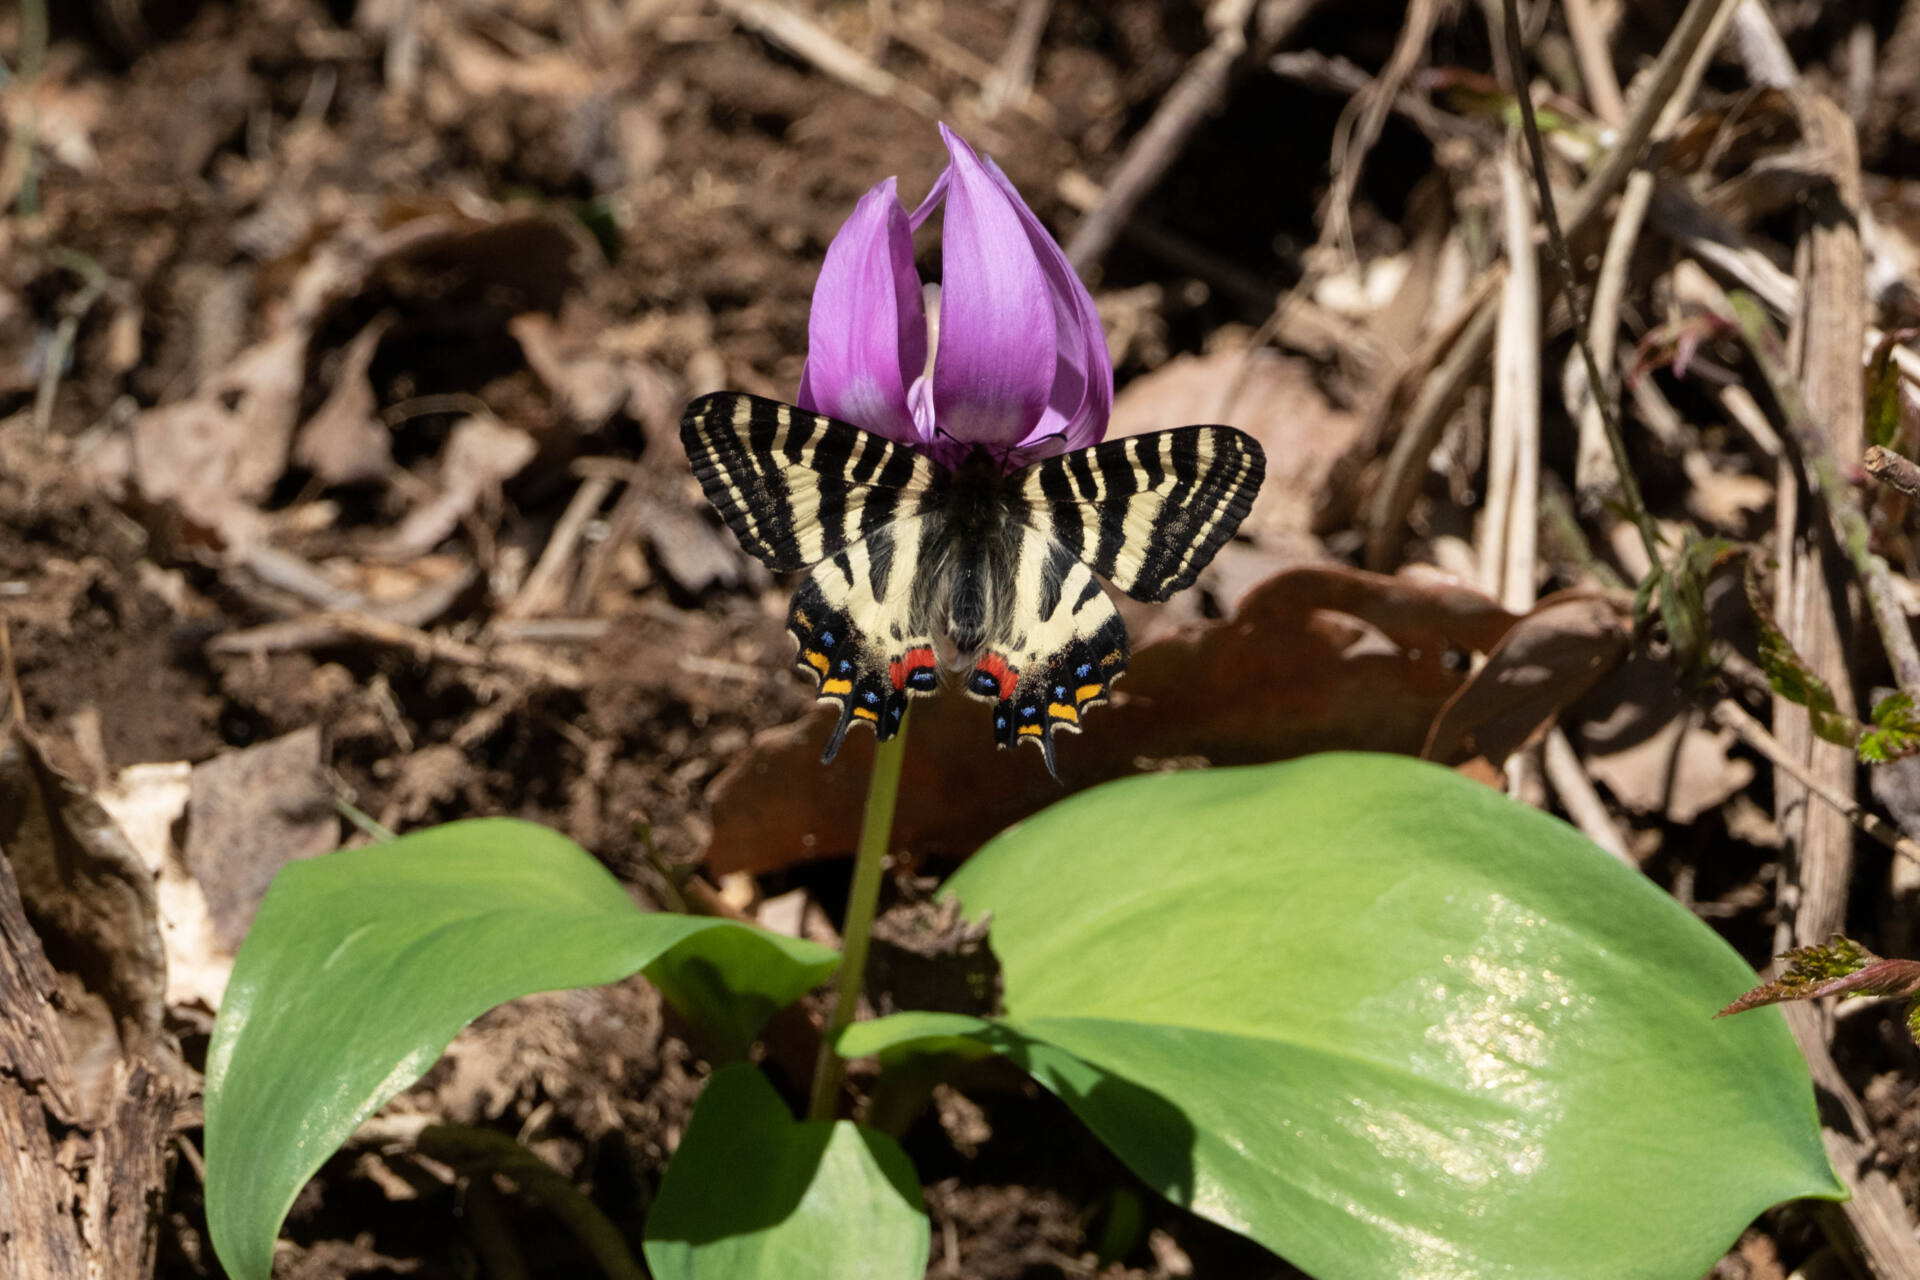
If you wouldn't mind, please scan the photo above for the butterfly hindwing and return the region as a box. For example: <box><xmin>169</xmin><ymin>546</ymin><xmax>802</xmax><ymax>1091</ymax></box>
<box><xmin>787</xmin><ymin>515</ymin><xmax>942</xmax><ymax>761</ymax></box>
<box><xmin>962</xmin><ymin>523</ymin><xmax>1129</xmax><ymax>778</ymax></box>
<box><xmin>1018</xmin><ymin>425</ymin><xmax>1265</xmax><ymax>602</ymax></box>
<box><xmin>681</xmin><ymin>391</ymin><xmax>937</xmax><ymax>571</ymax></box>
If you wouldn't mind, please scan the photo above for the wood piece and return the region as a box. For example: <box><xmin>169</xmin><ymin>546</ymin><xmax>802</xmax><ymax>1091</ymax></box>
<box><xmin>1774</xmin><ymin>94</ymin><xmax>1869</xmax><ymax>948</ymax></box>
<box><xmin>714</xmin><ymin>0</ymin><xmax>942</xmax><ymax>118</ymax></box>
<box><xmin>0</xmin><ymin>831</ymin><xmax>175</xmax><ymax>1280</ymax></box>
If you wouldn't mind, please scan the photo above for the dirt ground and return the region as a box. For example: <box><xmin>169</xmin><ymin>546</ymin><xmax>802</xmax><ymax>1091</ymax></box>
<box><xmin>9</xmin><ymin>0</ymin><xmax>1920</xmax><ymax>1276</ymax></box>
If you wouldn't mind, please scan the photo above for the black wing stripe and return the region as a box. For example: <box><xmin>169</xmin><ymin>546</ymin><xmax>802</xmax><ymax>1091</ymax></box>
<box><xmin>680</xmin><ymin>391</ymin><xmax>936</xmax><ymax>571</ymax></box>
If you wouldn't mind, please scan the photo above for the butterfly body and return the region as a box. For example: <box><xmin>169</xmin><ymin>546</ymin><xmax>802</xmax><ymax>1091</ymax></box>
<box><xmin>682</xmin><ymin>392</ymin><xmax>1264</xmax><ymax>776</ymax></box>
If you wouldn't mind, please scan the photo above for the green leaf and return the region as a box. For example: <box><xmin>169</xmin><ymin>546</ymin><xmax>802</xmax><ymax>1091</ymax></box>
<box><xmin>1866</xmin><ymin>330</ymin><xmax>1910</xmax><ymax>451</ymax></box>
<box><xmin>842</xmin><ymin>755</ymin><xmax>1840</xmax><ymax>1280</ymax></box>
<box><xmin>642</xmin><ymin>1064</ymin><xmax>927</xmax><ymax>1279</ymax></box>
<box><xmin>205</xmin><ymin>819</ymin><xmax>837</xmax><ymax>1280</ymax></box>
<box><xmin>1744</xmin><ymin>554</ymin><xmax>1860</xmax><ymax>747</ymax></box>
<box><xmin>1861</xmin><ymin>692</ymin><xmax>1920</xmax><ymax>763</ymax></box>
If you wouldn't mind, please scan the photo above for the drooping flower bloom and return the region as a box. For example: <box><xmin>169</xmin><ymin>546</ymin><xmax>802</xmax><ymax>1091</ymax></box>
<box><xmin>796</xmin><ymin>124</ymin><xmax>1112</xmax><ymax>471</ymax></box>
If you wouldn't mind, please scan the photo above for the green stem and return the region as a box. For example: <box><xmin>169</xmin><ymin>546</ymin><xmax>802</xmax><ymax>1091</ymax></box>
<box><xmin>416</xmin><ymin>1125</ymin><xmax>646</xmax><ymax>1280</ymax></box>
<box><xmin>808</xmin><ymin>707</ymin><xmax>912</xmax><ymax>1121</ymax></box>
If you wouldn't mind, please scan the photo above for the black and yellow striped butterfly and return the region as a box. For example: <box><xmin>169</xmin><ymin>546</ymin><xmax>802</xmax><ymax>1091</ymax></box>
<box><xmin>681</xmin><ymin>392</ymin><xmax>1265</xmax><ymax>775</ymax></box>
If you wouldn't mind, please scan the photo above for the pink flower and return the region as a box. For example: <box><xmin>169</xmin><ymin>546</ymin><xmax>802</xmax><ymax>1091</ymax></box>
<box><xmin>797</xmin><ymin>125</ymin><xmax>1112</xmax><ymax>470</ymax></box>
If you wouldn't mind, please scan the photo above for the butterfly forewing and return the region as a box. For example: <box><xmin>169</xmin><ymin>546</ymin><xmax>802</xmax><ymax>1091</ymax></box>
<box><xmin>680</xmin><ymin>391</ymin><xmax>937</xmax><ymax>571</ymax></box>
<box><xmin>1017</xmin><ymin>426</ymin><xmax>1266</xmax><ymax>602</ymax></box>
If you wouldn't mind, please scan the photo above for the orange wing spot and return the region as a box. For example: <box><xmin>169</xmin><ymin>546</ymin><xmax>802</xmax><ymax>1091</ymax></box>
<box><xmin>803</xmin><ymin>650</ymin><xmax>830</xmax><ymax>674</ymax></box>
<box><xmin>852</xmin><ymin>707</ymin><xmax>879</xmax><ymax>722</ymax></box>
<box><xmin>821</xmin><ymin>678</ymin><xmax>853</xmax><ymax>696</ymax></box>
<box><xmin>1047</xmin><ymin>702</ymin><xmax>1079</xmax><ymax>724</ymax></box>
<box><xmin>1017</xmin><ymin>724</ymin><xmax>1044</xmax><ymax>737</ymax></box>
<box><xmin>1075</xmin><ymin>683</ymin><xmax>1104</xmax><ymax>704</ymax></box>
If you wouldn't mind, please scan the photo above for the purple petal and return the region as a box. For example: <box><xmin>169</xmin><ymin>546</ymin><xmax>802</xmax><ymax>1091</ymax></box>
<box><xmin>796</xmin><ymin>177</ymin><xmax>925</xmax><ymax>444</ymax></box>
<box><xmin>971</xmin><ymin>153</ymin><xmax>1113</xmax><ymax>463</ymax></box>
<box><xmin>928</xmin><ymin>125</ymin><xmax>1057</xmax><ymax>455</ymax></box>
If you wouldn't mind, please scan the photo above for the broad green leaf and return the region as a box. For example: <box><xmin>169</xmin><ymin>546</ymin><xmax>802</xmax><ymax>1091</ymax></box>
<box><xmin>205</xmin><ymin>819</ymin><xmax>837</xmax><ymax>1280</ymax></box>
<box><xmin>642</xmin><ymin>1064</ymin><xmax>927</xmax><ymax>1280</ymax></box>
<box><xmin>841</xmin><ymin>755</ymin><xmax>1839</xmax><ymax>1280</ymax></box>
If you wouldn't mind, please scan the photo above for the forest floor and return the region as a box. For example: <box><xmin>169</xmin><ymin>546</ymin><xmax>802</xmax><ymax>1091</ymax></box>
<box><xmin>6</xmin><ymin>0</ymin><xmax>1920</xmax><ymax>1276</ymax></box>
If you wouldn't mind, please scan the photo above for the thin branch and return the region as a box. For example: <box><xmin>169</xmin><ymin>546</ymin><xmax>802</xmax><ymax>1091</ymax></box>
<box><xmin>1712</xmin><ymin>699</ymin><xmax>1920</xmax><ymax>866</ymax></box>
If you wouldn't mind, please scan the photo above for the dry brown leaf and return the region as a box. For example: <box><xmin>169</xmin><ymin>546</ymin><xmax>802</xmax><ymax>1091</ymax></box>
<box><xmin>704</xmin><ymin>565</ymin><xmax>1518</xmax><ymax>876</ymax></box>
<box><xmin>1422</xmin><ymin>592</ymin><xmax>1629</xmax><ymax>768</ymax></box>
<box><xmin>295</xmin><ymin>315</ymin><xmax>395</xmax><ymax>485</ymax></box>
<box><xmin>374</xmin><ymin>415</ymin><xmax>538</xmax><ymax>562</ymax></box>
<box><xmin>183</xmin><ymin>726</ymin><xmax>337</xmax><ymax>951</ymax></box>
<box><xmin>512</xmin><ymin>311</ymin><xmax>632</xmax><ymax>428</ymax></box>
<box><xmin>1574</xmin><ymin>655</ymin><xmax>1755</xmax><ymax>824</ymax></box>
<box><xmin>97</xmin><ymin>762</ymin><xmax>232</xmax><ymax>1011</ymax></box>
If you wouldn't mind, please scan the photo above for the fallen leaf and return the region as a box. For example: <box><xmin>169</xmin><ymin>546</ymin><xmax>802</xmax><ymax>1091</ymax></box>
<box><xmin>374</xmin><ymin>415</ymin><xmax>538</xmax><ymax>561</ymax></box>
<box><xmin>704</xmin><ymin>565</ymin><xmax>1518</xmax><ymax>875</ymax></box>
<box><xmin>97</xmin><ymin>762</ymin><xmax>232</xmax><ymax>1010</ymax></box>
<box><xmin>1422</xmin><ymin>592</ymin><xmax>1629</xmax><ymax>768</ymax></box>
<box><xmin>183</xmin><ymin>726</ymin><xmax>337</xmax><ymax>950</ymax></box>
<box><xmin>294</xmin><ymin>315</ymin><xmax>395</xmax><ymax>485</ymax></box>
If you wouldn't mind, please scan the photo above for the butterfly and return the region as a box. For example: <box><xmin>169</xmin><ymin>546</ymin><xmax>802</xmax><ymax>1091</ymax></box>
<box><xmin>680</xmin><ymin>392</ymin><xmax>1266</xmax><ymax>776</ymax></box>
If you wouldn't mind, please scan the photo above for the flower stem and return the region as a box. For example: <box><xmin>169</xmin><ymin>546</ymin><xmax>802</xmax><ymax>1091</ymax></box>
<box><xmin>808</xmin><ymin>707</ymin><xmax>911</xmax><ymax>1121</ymax></box>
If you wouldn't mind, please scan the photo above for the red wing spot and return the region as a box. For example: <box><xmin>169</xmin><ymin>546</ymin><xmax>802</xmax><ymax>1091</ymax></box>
<box><xmin>974</xmin><ymin>652</ymin><xmax>1018</xmax><ymax>701</ymax></box>
<box><xmin>890</xmin><ymin>646</ymin><xmax>939</xmax><ymax>691</ymax></box>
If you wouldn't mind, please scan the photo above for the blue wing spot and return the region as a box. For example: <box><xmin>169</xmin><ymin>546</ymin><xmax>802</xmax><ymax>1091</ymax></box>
<box><xmin>862</xmin><ymin>690</ymin><xmax>880</xmax><ymax>704</ymax></box>
<box><xmin>840</xmin><ymin>660</ymin><xmax>853</xmax><ymax>672</ymax></box>
<box><xmin>1021</xmin><ymin>706</ymin><xmax>1038</xmax><ymax>718</ymax></box>
<box><xmin>1054</xmin><ymin>685</ymin><xmax>1066</xmax><ymax>698</ymax></box>
<box><xmin>996</xmin><ymin>716</ymin><xmax>1007</xmax><ymax>729</ymax></box>
<box><xmin>820</xmin><ymin>631</ymin><xmax>835</xmax><ymax>647</ymax></box>
<box><xmin>1075</xmin><ymin>663</ymin><xmax>1093</xmax><ymax>678</ymax></box>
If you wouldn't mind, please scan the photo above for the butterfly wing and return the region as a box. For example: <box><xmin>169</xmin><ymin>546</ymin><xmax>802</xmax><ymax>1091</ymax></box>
<box><xmin>1017</xmin><ymin>426</ymin><xmax>1266</xmax><ymax>601</ymax></box>
<box><xmin>965</xmin><ymin>426</ymin><xmax>1265</xmax><ymax>775</ymax></box>
<box><xmin>682</xmin><ymin>392</ymin><xmax>943</xmax><ymax>760</ymax></box>
<box><xmin>958</xmin><ymin>523</ymin><xmax>1129</xmax><ymax>778</ymax></box>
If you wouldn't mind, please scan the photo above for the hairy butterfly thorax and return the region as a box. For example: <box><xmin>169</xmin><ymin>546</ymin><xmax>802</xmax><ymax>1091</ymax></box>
<box><xmin>681</xmin><ymin>392</ymin><xmax>1265</xmax><ymax>777</ymax></box>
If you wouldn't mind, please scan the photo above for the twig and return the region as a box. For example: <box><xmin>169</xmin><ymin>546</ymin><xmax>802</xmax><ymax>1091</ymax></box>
<box><xmin>1063</xmin><ymin>0</ymin><xmax>1277</xmax><ymax>274</ymax></box>
<box><xmin>1362</xmin><ymin>278</ymin><xmax>1502</xmax><ymax>569</ymax></box>
<box><xmin>417</xmin><ymin>1125</ymin><xmax>646</xmax><ymax>1280</ymax></box>
<box><xmin>1483</xmin><ymin>144</ymin><xmax>1540</xmax><ymax>614</ymax></box>
<box><xmin>713</xmin><ymin>0</ymin><xmax>943</xmax><ymax>118</ymax></box>
<box><xmin>978</xmin><ymin>0</ymin><xmax>1051</xmax><ymax>121</ymax></box>
<box><xmin>1501</xmin><ymin>0</ymin><xmax>1662</xmax><ymax>576</ymax></box>
<box><xmin>1712</xmin><ymin>699</ymin><xmax>1920</xmax><ymax>866</ymax></box>
<box><xmin>1865</xmin><ymin>445</ymin><xmax>1920</xmax><ymax>498</ymax></box>
<box><xmin>1543</xmin><ymin>728</ymin><xmax>1631</xmax><ymax>863</ymax></box>
<box><xmin>505</xmin><ymin>475</ymin><xmax>616</xmax><ymax>620</ymax></box>
<box><xmin>1572</xmin><ymin>0</ymin><xmax>1742</xmax><ymax>503</ymax></box>
<box><xmin>1320</xmin><ymin>0</ymin><xmax>1443</xmax><ymax>264</ymax></box>
<box><xmin>1562</xmin><ymin>0</ymin><xmax>1625</xmax><ymax>125</ymax></box>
